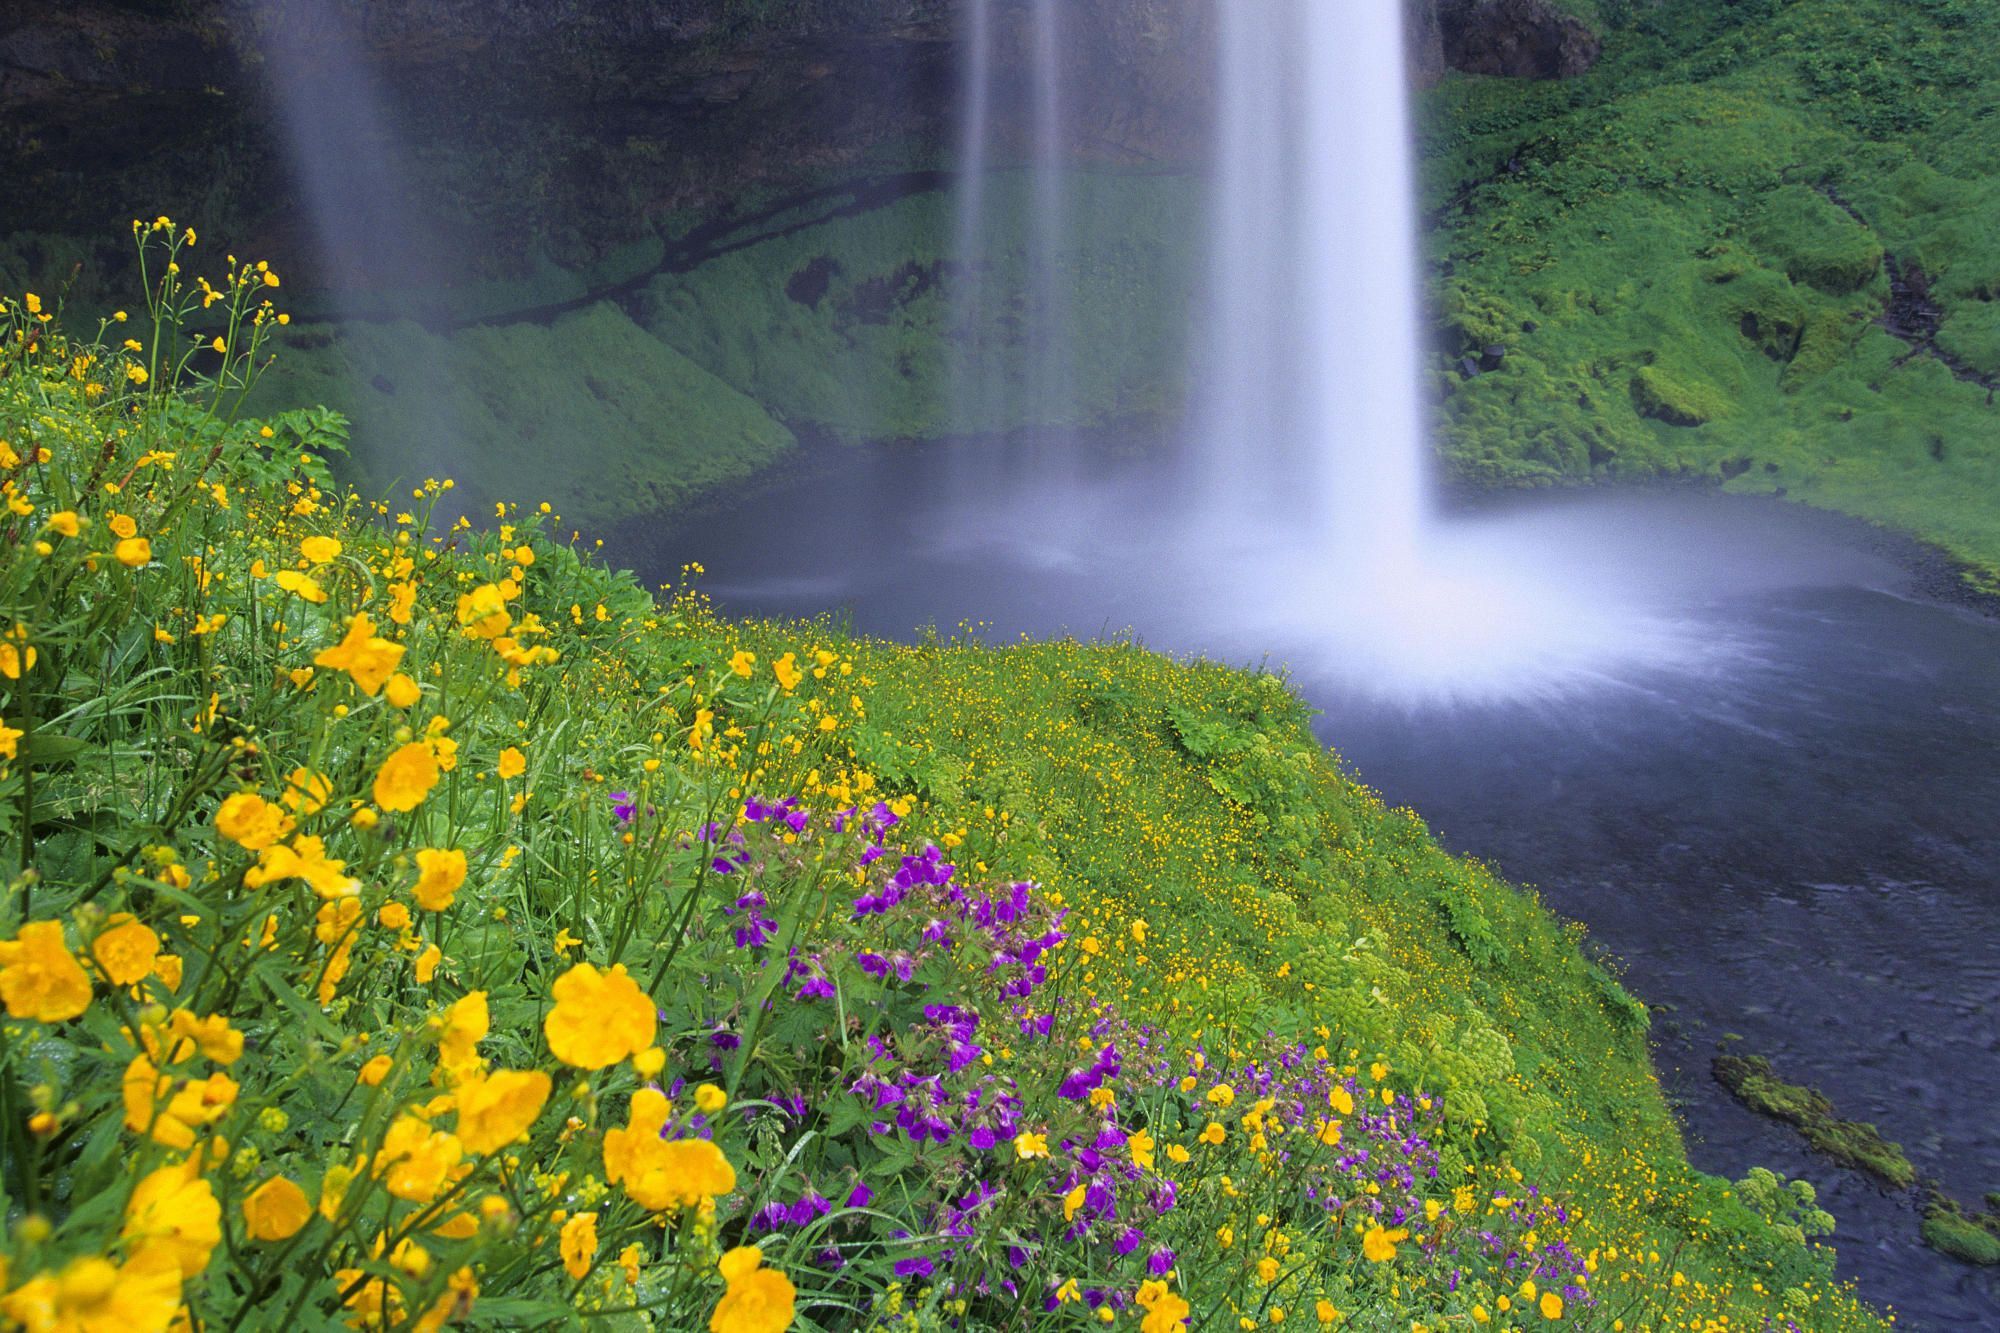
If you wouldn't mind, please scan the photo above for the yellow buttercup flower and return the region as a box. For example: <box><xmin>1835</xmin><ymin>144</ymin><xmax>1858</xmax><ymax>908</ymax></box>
<box><xmin>545</xmin><ymin>962</ymin><xmax>655</xmax><ymax>1068</ymax></box>
<box><xmin>560</xmin><ymin>1212</ymin><xmax>598</xmax><ymax>1280</ymax></box>
<box><xmin>299</xmin><ymin>535</ymin><xmax>341</xmax><ymax>563</ymax></box>
<box><xmin>603</xmin><ymin>1088</ymin><xmax>737</xmax><ymax>1211</ymax></box>
<box><xmin>730</xmin><ymin>649</ymin><xmax>756</xmax><ymax>678</ymax></box>
<box><xmin>0</xmin><ymin>921</ymin><xmax>93</xmax><ymax>1022</ymax></box>
<box><xmin>115</xmin><ymin>536</ymin><xmax>152</xmax><ymax>567</ymax></box>
<box><xmin>92</xmin><ymin>914</ymin><xmax>160</xmax><ymax>986</ymax></box>
<box><xmin>215</xmin><ymin>791</ymin><xmax>292</xmax><ymax>850</ymax></box>
<box><xmin>412</xmin><ymin>848</ymin><xmax>468</xmax><ymax>911</ymax></box>
<box><xmin>314</xmin><ymin>613</ymin><xmax>405</xmax><ymax>696</ymax></box>
<box><xmin>169</xmin><ymin>1009</ymin><xmax>242</xmax><ymax>1064</ymax></box>
<box><xmin>374</xmin><ymin>742</ymin><xmax>441</xmax><ymax>812</ymax></box>
<box><xmin>456</xmin><ymin>583</ymin><xmax>512</xmax><ymax>640</ymax></box>
<box><xmin>1361</xmin><ymin>1225</ymin><xmax>1408</xmax><ymax>1263</ymax></box>
<box><xmin>773</xmin><ymin>652</ymin><xmax>803</xmax><ymax>692</ymax></box>
<box><xmin>0</xmin><ymin>1245</ymin><xmax>181</xmax><ymax>1332</ymax></box>
<box><xmin>272</xmin><ymin>569</ymin><xmax>326</xmax><ymax>603</ymax></box>
<box><xmin>123</xmin><ymin>1155</ymin><xmax>221</xmax><ymax>1277</ymax></box>
<box><xmin>0</xmin><ymin>636</ymin><xmax>34</xmax><ymax>680</ymax></box>
<box><xmin>455</xmin><ymin>1068</ymin><xmax>550</xmax><ymax>1154</ymax></box>
<box><xmin>709</xmin><ymin>1246</ymin><xmax>795</xmax><ymax>1333</ymax></box>
<box><xmin>437</xmin><ymin>991</ymin><xmax>489</xmax><ymax>1080</ymax></box>
<box><xmin>1141</xmin><ymin>1292</ymin><xmax>1192</xmax><ymax>1332</ymax></box>
<box><xmin>243</xmin><ymin>835</ymin><xmax>358</xmax><ymax>899</ymax></box>
<box><xmin>242</xmin><ymin>1176</ymin><xmax>312</xmax><ymax>1241</ymax></box>
<box><xmin>378</xmin><ymin>1115</ymin><xmax>465</xmax><ymax>1203</ymax></box>
<box><xmin>496</xmin><ymin>746</ymin><xmax>527</xmax><ymax>779</ymax></box>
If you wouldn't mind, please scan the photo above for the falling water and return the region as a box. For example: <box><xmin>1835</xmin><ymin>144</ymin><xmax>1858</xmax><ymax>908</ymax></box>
<box><xmin>1197</xmin><ymin>2</ymin><xmax>1428</xmax><ymax>570</ymax></box>
<box><xmin>1186</xmin><ymin>2</ymin><xmax>1716</xmax><ymax>696</ymax></box>
<box><xmin>247</xmin><ymin>0</ymin><xmax>459</xmax><ymax>484</ymax></box>
<box><xmin>948</xmin><ymin>0</ymin><xmax>1075</xmax><ymax>441</ymax></box>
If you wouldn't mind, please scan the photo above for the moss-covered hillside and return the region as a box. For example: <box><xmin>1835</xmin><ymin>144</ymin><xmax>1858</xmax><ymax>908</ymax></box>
<box><xmin>1421</xmin><ymin>0</ymin><xmax>2000</xmax><ymax>581</ymax></box>
<box><xmin>242</xmin><ymin>171</ymin><xmax>1197</xmax><ymax>535</ymax></box>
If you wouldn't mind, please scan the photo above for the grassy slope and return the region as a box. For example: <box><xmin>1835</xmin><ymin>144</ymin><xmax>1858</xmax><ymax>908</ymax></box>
<box><xmin>231</xmin><ymin>171</ymin><xmax>1195</xmax><ymax>535</ymax></box>
<box><xmin>1420</xmin><ymin>0</ymin><xmax>2000</xmax><ymax>581</ymax></box>
<box><xmin>246</xmin><ymin>302</ymin><xmax>795</xmax><ymax>532</ymax></box>
<box><xmin>0</xmin><ymin>270</ymin><xmax>1889</xmax><ymax>1325</ymax></box>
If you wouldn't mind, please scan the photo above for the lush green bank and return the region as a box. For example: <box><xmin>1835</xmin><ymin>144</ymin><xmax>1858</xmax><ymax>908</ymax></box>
<box><xmin>0</xmin><ymin>245</ymin><xmax>1887</xmax><ymax>1327</ymax></box>
<box><xmin>1419</xmin><ymin>0</ymin><xmax>2000</xmax><ymax>583</ymax></box>
<box><xmin>243</xmin><ymin>171</ymin><xmax>1198</xmax><ymax>536</ymax></box>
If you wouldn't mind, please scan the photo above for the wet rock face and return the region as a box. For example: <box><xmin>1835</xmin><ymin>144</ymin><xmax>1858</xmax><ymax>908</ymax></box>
<box><xmin>1407</xmin><ymin>0</ymin><xmax>1449</xmax><ymax>88</ymax></box>
<box><xmin>1438</xmin><ymin>0</ymin><xmax>1602</xmax><ymax>79</ymax></box>
<box><xmin>0</xmin><ymin>0</ymin><xmax>1585</xmax><ymax>290</ymax></box>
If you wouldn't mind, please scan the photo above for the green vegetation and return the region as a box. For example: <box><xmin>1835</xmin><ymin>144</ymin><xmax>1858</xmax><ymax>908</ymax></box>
<box><xmin>1922</xmin><ymin>1192</ymin><xmax>2000</xmax><ymax>1266</ymax></box>
<box><xmin>240</xmin><ymin>171</ymin><xmax>1196</xmax><ymax>535</ymax></box>
<box><xmin>0</xmin><ymin>232</ymin><xmax>1892</xmax><ymax>1329</ymax></box>
<box><xmin>249</xmin><ymin>304</ymin><xmax>794</xmax><ymax>532</ymax></box>
<box><xmin>1711</xmin><ymin>1053</ymin><xmax>1916</xmax><ymax>1189</ymax></box>
<box><xmin>633</xmin><ymin>170</ymin><xmax>1198</xmax><ymax>441</ymax></box>
<box><xmin>1420</xmin><ymin>0</ymin><xmax>2000</xmax><ymax>581</ymax></box>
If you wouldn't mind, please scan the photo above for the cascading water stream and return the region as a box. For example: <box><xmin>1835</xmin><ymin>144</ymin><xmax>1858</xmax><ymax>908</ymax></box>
<box><xmin>948</xmin><ymin>0</ymin><xmax>1074</xmax><ymax>444</ymax></box>
<box><xmin>1185</xmin><ymin>1</ymin><xmax>1715</xmax><ymax>697</ymax></box>
<box><xmin>248</xmin><ymin>0</ymin><xmax>459</xmax><ymax>484</ymax></box>
<box><xmin>1197</xmin><ymin>2</ymin><xmax>1428</xmax><ymax>571</ymax></box>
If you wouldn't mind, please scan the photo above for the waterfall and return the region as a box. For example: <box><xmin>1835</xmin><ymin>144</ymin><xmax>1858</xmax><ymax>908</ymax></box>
<box><xmin>948</xmin><ymin>0</ymin><xmax>1074</xmax><ymax>440</ymax></box>
<box><xmin>1195</xmin><ymin>2</ymin><xmax>1428</xmax><ymax>573</ymax></box>
<box><xmin>247</xmin><ymin>0</ymin><xmax>458</xmax><ymax>482</ymax></box>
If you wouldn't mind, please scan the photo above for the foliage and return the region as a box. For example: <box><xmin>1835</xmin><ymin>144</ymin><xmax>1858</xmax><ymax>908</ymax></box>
<box><xmin>1418</xmin><ymin>0</ymin><xmax>2000</xmax><ymax>580</ymax></box>
<box><xmin>0</xmin><ymin>232</ymin><xmax>1890</xmax><ymax>1330</ymax></box>
<box><xmin>247</xmin><ymin>305</ymin><xmax>795</xmax><ymax>538</ymax></box>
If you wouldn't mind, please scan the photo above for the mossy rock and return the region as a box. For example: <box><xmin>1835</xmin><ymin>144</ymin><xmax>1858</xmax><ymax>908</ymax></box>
<box><xmin>1922</xmin><ymin>1194</ymin><xmax>2000</xmax><ymax>1266</ymax></box>
<box><xmin>1632</xmin><ymin>363</ymin><xmax>1730</xmax><ymax>426</ymax></box>
<box><xmin>1712</xmin><ymin>1053</ymin><xmax>1916</xmax><ymax>1189</ymax></box>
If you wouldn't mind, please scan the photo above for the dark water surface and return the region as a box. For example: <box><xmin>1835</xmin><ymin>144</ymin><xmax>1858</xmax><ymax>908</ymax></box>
<box><xmin>610</xmin><ymin>436</ymin><xmax>2000</xmax><ymax>1327</ymax></box>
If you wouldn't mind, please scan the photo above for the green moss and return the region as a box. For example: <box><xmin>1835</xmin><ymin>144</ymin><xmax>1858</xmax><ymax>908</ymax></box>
<box><xmin>634</xmin><ymin>171</ymin><xmax>1200</xmax><ymax>441</ymax></box>
<box><xmin>1938</xmin><ymin>300</ymin><xmax>2000</xmax><ymax>376</ymax></box>
<box><xmin>1633</xmin><ymin>362</ymin><xmax>1731</xmax><ymax>425</ymax></box>
<box><xmin>1420</xmin><ymin>0</ymin><xmax>2000</xmax><ymax>580</ymax></box>
<box><xmin>1746</xmin><ymin>187</ymin><xmax>1884</xmax><ymax>295</ymax></box>
<box><xmin>247</xmin><ymin>303</ymin><xmax>793</xmax><ymax>533</ymax></box>
<box><xmin>1922</xmin><ymin>1195</ymin><xmax>2000</xmax><ymax>1266</ymax></box>
<box><xmin>1712</xmin><ymin>1053</ymin><xmax>1917</xmax><ymax>1190</ymax></box>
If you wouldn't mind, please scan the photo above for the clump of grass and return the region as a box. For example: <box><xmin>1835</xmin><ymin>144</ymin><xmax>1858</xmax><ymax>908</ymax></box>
<box><xmin>1922</xmin><ymin>1191</ymin><xmax>2000</xmax><ymax>1266</ymax></box>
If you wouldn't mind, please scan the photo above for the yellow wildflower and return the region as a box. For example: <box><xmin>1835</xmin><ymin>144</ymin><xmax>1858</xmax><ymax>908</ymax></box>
<box><xmin>545</xmin><ymin>962</ymin><xmax>655</xmax><ymax>1068</ymax></box>
<box><xmin>122</xmin><ymin>1155</ymin><xmax>221</xmax><ymax>1277</ymax></box>
<box><xmin>412</xmin><ymin>848</ymin><xmax>468</xmax><ymax>911</ymax></box>
<box><xmin>561</xmin><ymin>1212</ymin><xmax>599</xmax><ymax>1280</ymax></box>
<box><xmin>0</xmin><ymin>921</ymin><xmax>93</xmax><ymax>1022</ymax></box>
<box><xmin>374</xmin><ymin>742</ymin><xmax>441</xmax><ymax>812</ymax></box>
<box><xmin>242</xmin><ymin>1176</ymin><xmax>312</xmax><ymax>1241</ymax></box>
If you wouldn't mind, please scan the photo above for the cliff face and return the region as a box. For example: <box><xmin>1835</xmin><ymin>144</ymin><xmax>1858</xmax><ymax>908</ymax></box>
<box><xmin>1438</xmin><ymin>0</ymin><xmax>1601</xmax><ymax>79</ymax></box>
<box><xmin>0</xmin><ymin>0</ymin><xmax>1593</xmax><ymax>295</ymax></box>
